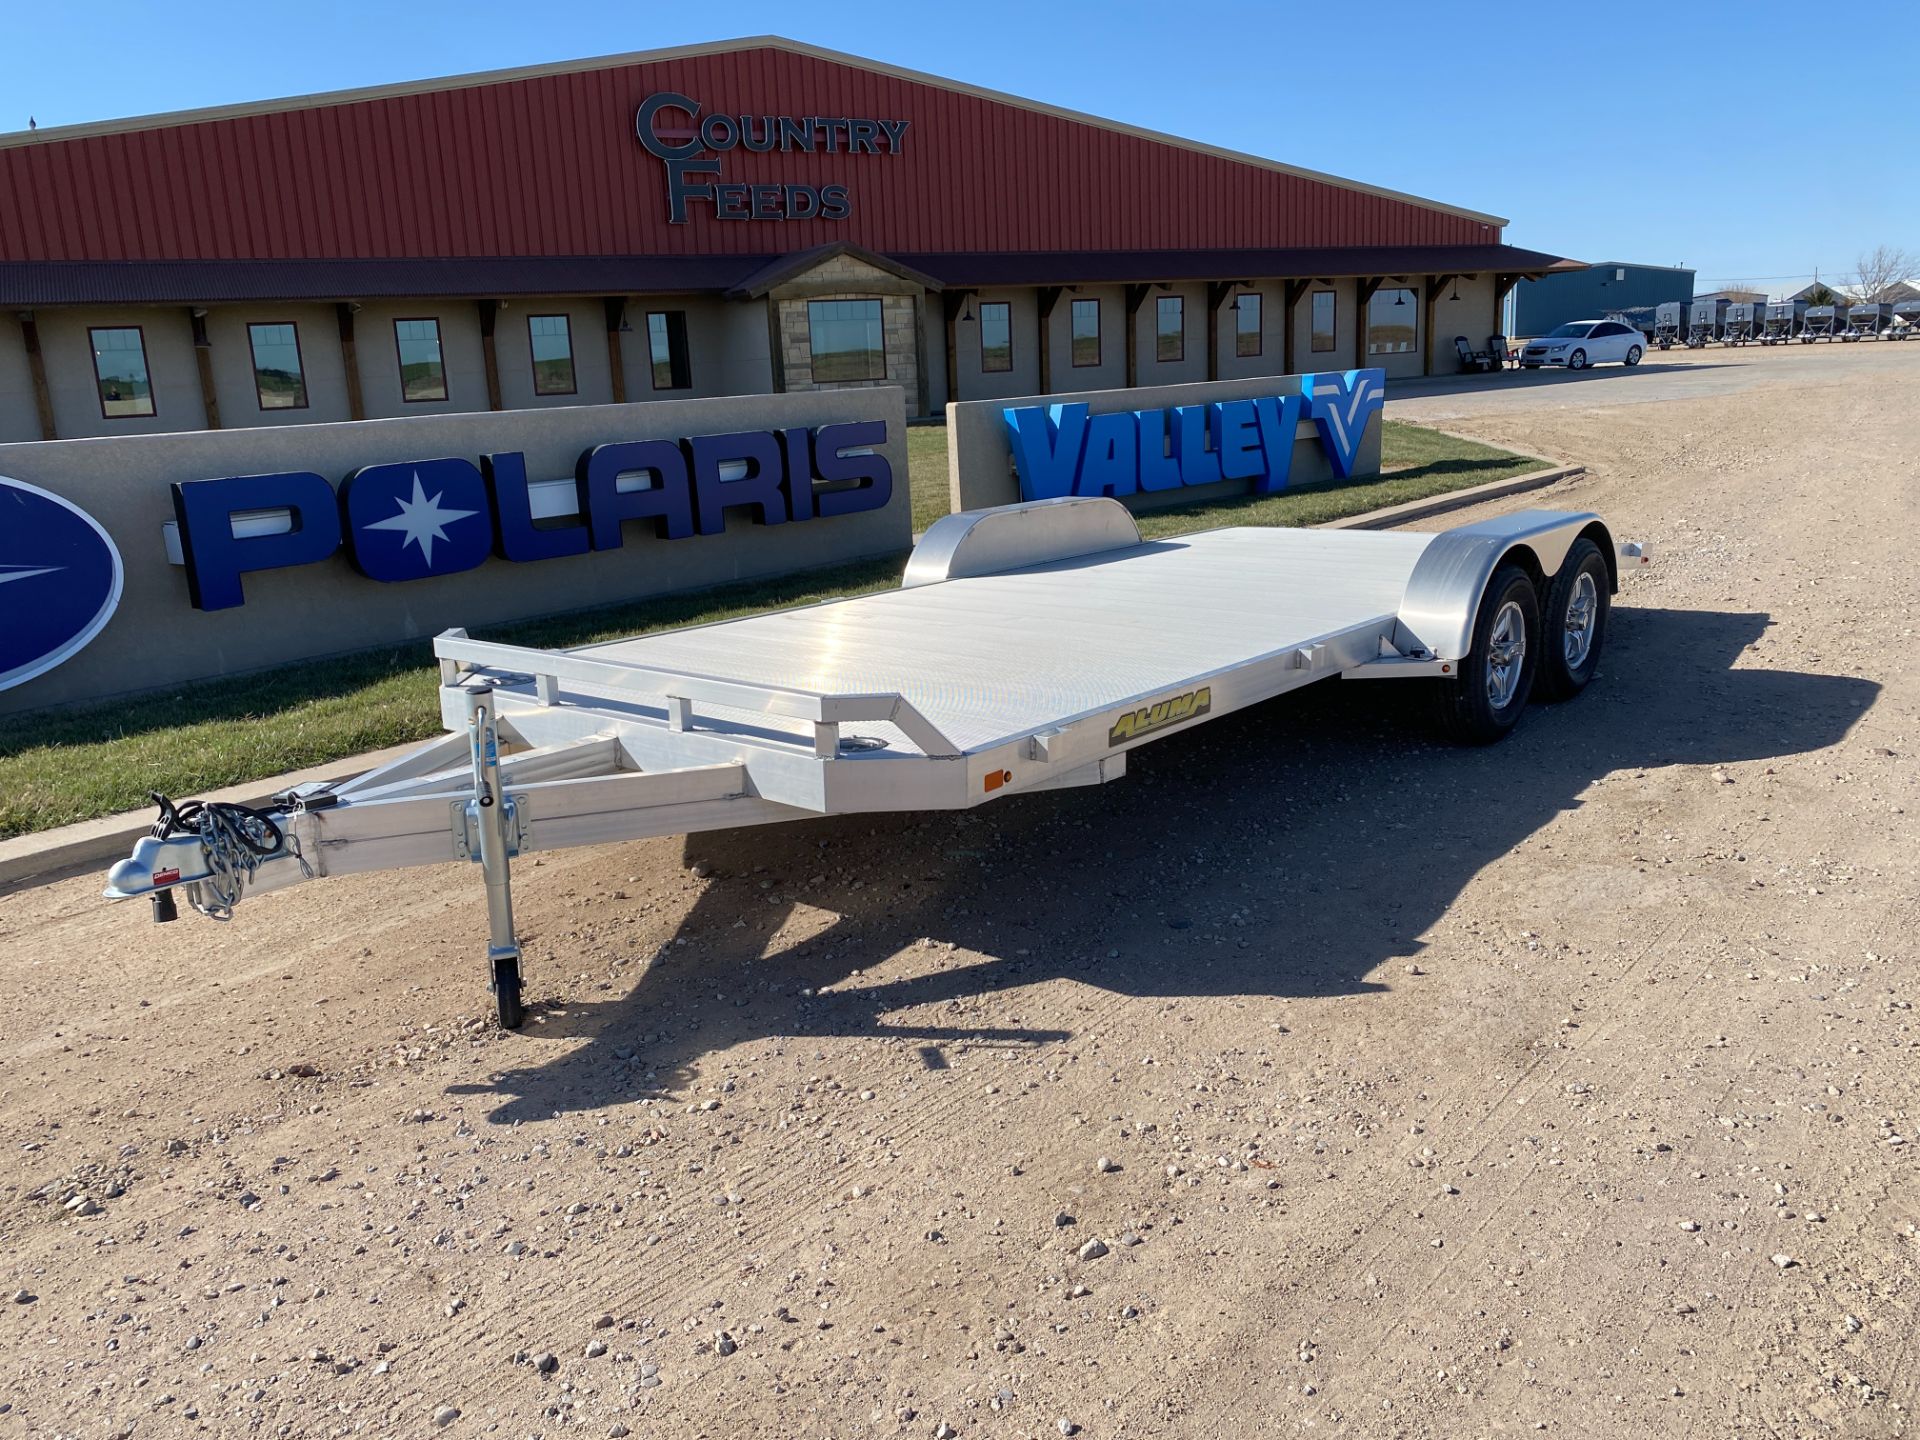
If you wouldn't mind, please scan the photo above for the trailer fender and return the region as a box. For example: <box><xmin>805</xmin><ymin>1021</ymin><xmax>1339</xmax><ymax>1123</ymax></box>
<box><xmin>1393</xmin><ymin>509</ymin><xmax>1614</xmax><ymax>662</ymax></box>
<box><xmin>903</xmin><ymin>496</ymin><xmax>1142</xmax><ymax>587</ymax></box>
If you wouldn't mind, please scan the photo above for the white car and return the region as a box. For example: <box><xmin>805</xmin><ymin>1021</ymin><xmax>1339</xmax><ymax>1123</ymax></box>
<box><xmin>1519</xmin><ymin>320</ymin><xmax>1645</xmax><ymax>370</ymax></box>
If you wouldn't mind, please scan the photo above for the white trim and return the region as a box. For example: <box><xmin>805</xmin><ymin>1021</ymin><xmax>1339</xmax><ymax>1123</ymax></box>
<box><xmin>0</xmin><ymin>36</ymin><xmax>1507</xmax><ymax>228</ymax></box>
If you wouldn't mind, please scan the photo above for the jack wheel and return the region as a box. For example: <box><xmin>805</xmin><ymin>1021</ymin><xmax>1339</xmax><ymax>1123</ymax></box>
<box><xmin>494</xmin><ymin>956</ymin><xmax>525</xmax><ymax>1029</ymax></box>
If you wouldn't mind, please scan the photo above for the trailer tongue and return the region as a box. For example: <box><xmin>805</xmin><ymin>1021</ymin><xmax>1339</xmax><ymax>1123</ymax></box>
<box><xmin>105</xmin><ymin>498</ymin><xmax>1647</xmax><ymax>1027</ymax></box>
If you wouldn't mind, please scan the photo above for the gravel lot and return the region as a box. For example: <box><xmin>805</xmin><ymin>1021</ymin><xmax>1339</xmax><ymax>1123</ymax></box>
<box><xmin>3</xmin><ymin>342</ymin><xmax>1916</xmax><ymax>1438</ymax></box>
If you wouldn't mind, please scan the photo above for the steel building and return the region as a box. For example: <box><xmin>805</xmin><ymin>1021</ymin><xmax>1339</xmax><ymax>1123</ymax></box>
<box><xmin>1510</xmin><ymin>261</ymin><xmax>1694</xmax><ymax>339</ymax></box>
<box><xmin>0</xmin><ymin>36</ymin><xmax>1578</xmax><ymax>443</ymax></box>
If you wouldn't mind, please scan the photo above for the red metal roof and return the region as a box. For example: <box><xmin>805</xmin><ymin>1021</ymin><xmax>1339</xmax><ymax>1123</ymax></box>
<box><xmin>0</xmin><ymin>40</ymin><xmax>1502</xmax><ymax>266</ymax></box>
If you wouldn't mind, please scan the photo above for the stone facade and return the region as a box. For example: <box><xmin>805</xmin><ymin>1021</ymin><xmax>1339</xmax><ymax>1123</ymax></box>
<box><xmin>772</xmin><ymin>254</ymin><xmax>921</xmax><ymax>405</ymax></box>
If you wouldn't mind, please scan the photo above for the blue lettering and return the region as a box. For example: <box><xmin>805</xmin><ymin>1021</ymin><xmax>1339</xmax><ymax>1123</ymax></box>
<box><xmin>576</xmin><ymin>439</ymin><xmax>695</xmax><ymax>547</ymax></box>
<box><xmin>1173</xmin><ymin>405</ymin><xmax>1221</xmax><ymax>487</ymax></box>
<box><xmin>812</xmin><ymin>421</ymin><xmax>894</xmax><ymax>518</ymax></box>
<box><xmin>1251</xmin><ymin>394</ymin><xmax>1305</xmax><ymax>494</ymax></box>
<box><xmin>1135</xmin><ymin>409</ymin><xmax>1184</xmax><ymax>491</ymax></box>
<box><xmin>687</xmin><ymin>431</ymin><xmax>788</xmax><ymax>534</ymax></box>
<box><xmin>1212</xmin><ymin>400</ymin><xmax>1263</xmax><ymax>482</ymax></box>
<box><xmin>1075</xmin><ymin>411</ymin><xmax>1138</xmax><ymax>497</ymax></box>
<box><xmin>484</xmin><ymin>451</ymin><xmax>590</xmax><ymax>563</ymax></box>
<box><xmin>1006</xmin><ymin>403</ymin><xmax>1090</xmax><ymax>501</ymax></box>
<box><xmin>171</xmin><ymin>471</ymin><xmax>343</xmax><ymax>612</ymax></box>
<box><xmin>778</xmin><ymin>427</ymin><xmax>816</xmax><ymax>520</ymax></box>
<box><xmin>341</xmin><ymin>458</ymin><xmax>492</xmax><ymax>584</ymax></box>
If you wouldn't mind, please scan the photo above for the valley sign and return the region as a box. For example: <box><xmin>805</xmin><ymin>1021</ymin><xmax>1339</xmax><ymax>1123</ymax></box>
<box><xmin>1004</xmin><ymin>368</ymin><xmax>1385</xmax><ymax>501</ymax></box>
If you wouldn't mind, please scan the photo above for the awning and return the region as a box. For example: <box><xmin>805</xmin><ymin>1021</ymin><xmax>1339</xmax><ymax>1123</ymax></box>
<box><xmin>0</xmin><ymin>255</ymin><xmax>770</xmax><ymax>307</ymax></box>
<box><xmin>0</xmin><ymin>243</ymin><xmax>1579</xmax><ymax>309</ymax></box>
<box><xmin>895</xmin><ymin>244</ymin><xmax>1582</xmax><ymax>288</ymax></box>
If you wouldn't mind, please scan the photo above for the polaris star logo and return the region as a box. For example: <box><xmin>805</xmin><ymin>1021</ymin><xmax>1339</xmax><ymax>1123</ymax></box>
<box><xmin>0</xmin><ymin>475</ymin><xmax>125</xmax><ymax>691</ymax></box>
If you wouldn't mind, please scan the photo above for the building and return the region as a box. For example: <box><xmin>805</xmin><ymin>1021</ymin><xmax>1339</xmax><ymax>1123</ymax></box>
<box><xmin>0</xmin><ymin>37</ymin><xmax>1579</xmax><ymax>445</ymax></box>
<box><xmin>1509</xmin><ymin>262</ymin><xmax>1694</xmax><ymax>338</ymax></box>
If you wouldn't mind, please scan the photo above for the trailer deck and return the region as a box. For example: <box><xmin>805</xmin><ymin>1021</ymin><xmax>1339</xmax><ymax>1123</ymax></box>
<box><xmin>536</xmin><ymin>525</ymin><xmax>1426</xmax><ymax>753</ymax></box>
<box><xmin>105</xmin><ymin>497</ymin><xmax>1646</xmax><ymax>1026</ymax></box>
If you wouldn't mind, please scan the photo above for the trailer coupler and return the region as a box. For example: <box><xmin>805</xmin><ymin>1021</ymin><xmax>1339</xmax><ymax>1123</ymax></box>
<box><xmin>104</xmin><ymin>793</ymin><xmax>300</xmax><ymax>921</ymax></box>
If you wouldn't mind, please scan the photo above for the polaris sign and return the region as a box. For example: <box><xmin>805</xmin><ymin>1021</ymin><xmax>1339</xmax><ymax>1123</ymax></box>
<box><xmin>170</xmin><ymin>421</ymin><xmax>892</xmax><ymax>611</ymax></box>
<box><xmin>0</xmin><ymin>476</ymin><xmax>125</xmax><ymax>691</ymax></box>
<box><xmin>1003</xmin><ymin>369</ymin><xmax>1385</xmax><ymax>502</ymax></box>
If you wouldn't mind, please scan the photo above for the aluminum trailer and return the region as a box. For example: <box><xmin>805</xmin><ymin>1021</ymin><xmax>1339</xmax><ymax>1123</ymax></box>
<box><xmin>1760</xmin><ymin>301</ymin><xmax>1804</xmax><ymax>345</ymax></box>
<box><xmin>1686</xmin><ymin>299</ymin><xmax>1726</xmax><ymax>348</ymax></box>
<box><xmin>1801</xmin><ymin>304</ymin><xmax>1842</xmax><ymax>342</ymax></box>
<box><xmin>1843</xmin><ymin>303</ymin><xmax>1891</xmax><ymax>340</ymax></box>
<box><xmin>1893</xmin><ymin>299</ymin><xmax>1920</xmax><ymax>340</ymax></box>
<box><xmin>1721</xmin><ymin>302</ymin><xmax>1765</xmax><ymax>346</ymax></box>
<box><xmin>103</xmin><ymin>499</ymin><xmax>1648</xmax><ymax>1027</ymax></box>
<box><xmin>1653</xmin><ymin>300</ymin><xmax>1686</xmax><ymax>350</ymax></box>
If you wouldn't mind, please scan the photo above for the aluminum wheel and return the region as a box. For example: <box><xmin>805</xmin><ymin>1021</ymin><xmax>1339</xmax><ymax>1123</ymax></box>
<box><xmin>1485</xmin><ymin>600</ymin><xmax>1527</xmax><ymax>710</ymax></box>
<box><xmin>1562</xmin><ymin>570</ymin><xmax>1599</xmax><ymax>670</ymax></box>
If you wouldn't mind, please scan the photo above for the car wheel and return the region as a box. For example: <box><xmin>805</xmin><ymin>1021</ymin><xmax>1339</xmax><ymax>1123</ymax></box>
<box><xmin>1568</xmin><ymin>349</ymin><xmax>1589</xmax><ymax>370</ymax></box>
<box><xmin>1625</xmin><ymin>345</ymin><xmax>1643</xmax><ymax>366</ymax></box>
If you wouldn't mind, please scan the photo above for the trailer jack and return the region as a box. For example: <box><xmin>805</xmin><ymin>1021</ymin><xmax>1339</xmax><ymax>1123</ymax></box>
<box><xmin>465</xmin><ymin>686</ymin><xmax>527</xmax><ymax>1029</ymax></box>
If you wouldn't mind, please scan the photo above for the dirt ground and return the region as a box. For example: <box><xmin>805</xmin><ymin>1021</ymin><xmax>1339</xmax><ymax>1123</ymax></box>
<box><xmin>3</xmin><ymin>344</ymin><xmax>1917</xmax><ymax>1439</ymax></box>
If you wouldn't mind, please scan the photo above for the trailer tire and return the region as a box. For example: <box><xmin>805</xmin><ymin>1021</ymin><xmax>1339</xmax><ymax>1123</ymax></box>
<box><xmin>1625</xmin><ymin>345</ymin><xmax>1643</xmax><ymax>366</ymax></box>
<box><xmin>1535</xmin><ymin>538</ymin><xmax>1610</xmax><ymax>701</ymax></box>
<box><xmin>1433</xmin><ymin>565</ymin><xmax>1538</xmax><ymax>745</ymax></box>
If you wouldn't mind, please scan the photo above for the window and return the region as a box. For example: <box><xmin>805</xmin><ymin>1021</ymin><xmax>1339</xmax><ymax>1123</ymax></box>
<box><xmin>394</xmin><ymin>318</ymin><xmax>447</xmax><ymax>402</ymax></box>
<box><xmin>1070</xmin><ymin>297</ymin><xmax>1101</xmax><ymax>367</ymax></box>
<box><xmin>1310</xmin><ymin>291</ymin><xmax>1337</xmax><ymax>353</ymax></box>
<box><xmin>808</xmin><ymin>299</ymin><xmax>885</xmax><ymax>383</ymax></box>
<box><xmin>1155</xmin><ymin>295</ymin><xmax>1185</xmax><ymax>362</ymax></box>
<box><xmin>247</xmin><ymin>322</ymin><xmax>307</xmax><ymax>410</ymax></box>
<box><xmin>1367</xmin><ymin>288</ymin><xmax>1418</xmax><ymax>356</ymax></box>
<box><xmin>1235</xmin><ymin>293</ymin><xmax>1262</xmax><ymax>358</ymax></box>
<box><xmin>89</xmin><ymin>327</ymin><xmax>154</xmax><ymax>418</ymax></box>
<box><xmin>647</xmin><ymin>311</ymin><xmax>691</xmax><ymax>390</ymax></box>
<box><xmin>528</xmin><ymin>314</ymin><xmax>576</xmax><ymax>396</ymax></box>
<box><xmin>978</xmin><ymin>301</ymin><xmax>1012</xmax><ymax>373</ymax></box>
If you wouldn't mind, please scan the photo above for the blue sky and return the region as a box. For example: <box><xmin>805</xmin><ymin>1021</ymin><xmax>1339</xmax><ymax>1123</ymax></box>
<box><xmin>7</xmin><ymin>0</ymin><xmax>1914</xmax><ymax>296</ymax></box>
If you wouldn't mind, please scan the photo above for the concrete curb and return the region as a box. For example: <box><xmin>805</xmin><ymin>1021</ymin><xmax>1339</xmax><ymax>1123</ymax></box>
<box><xmin>1319</xmin><ymin>462</ymin><xmax>1585</xmax><ymax>530</ymax></box>
<box><xmin>0</xmin><ymin>740</ymin><xmax>424</xmax><ymax>894</ymax></box>
<box><xmin>1</xmin><ymin>461</ymin><xmax>1584</xmax><ymax>894</ymax></box>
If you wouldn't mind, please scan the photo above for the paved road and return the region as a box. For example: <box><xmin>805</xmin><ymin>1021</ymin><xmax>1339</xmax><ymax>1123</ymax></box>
<box><xmin>1388</xmin><ymin>335</ymin><xmax>1920</xmax><ymax>424</ymax></box>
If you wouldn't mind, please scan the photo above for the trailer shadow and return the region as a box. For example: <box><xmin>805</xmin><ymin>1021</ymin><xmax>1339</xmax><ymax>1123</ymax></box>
<box><xmin>450</xmin><ymin>605</ymin><xmax>1878</xmax><ymax>1124</ymax></box>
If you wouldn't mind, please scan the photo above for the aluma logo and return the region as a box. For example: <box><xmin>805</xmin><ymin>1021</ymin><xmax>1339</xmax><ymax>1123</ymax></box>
<box><xmin>1108</xmin><ymin>686</ymin><xmax>1212</xmax><ymax>746</ymax></box>
<box><xmin>0</xmin><ymin>476</ymin><xmax>125</xmax><ymax>691</ymax></box>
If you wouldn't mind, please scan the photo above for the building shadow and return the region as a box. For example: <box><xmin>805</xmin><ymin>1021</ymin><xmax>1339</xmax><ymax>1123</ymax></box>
<box><xmin>448</xmin><ymin>605</ymin><xmax>1878</xmax><ymax>1123</ymax></box>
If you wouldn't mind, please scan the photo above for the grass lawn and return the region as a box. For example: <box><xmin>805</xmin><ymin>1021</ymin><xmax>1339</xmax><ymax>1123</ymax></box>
<box><xmin>0</xmin><ymin>420</ymin><xmax>1542</xmax><ymax>840</ymax></box>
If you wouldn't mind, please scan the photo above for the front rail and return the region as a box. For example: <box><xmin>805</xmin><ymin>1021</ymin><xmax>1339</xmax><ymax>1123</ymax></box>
<box><xmin>433</xmin><ymin>630</ymin><xmax>960</xmax><ymax>759</ymax></box>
